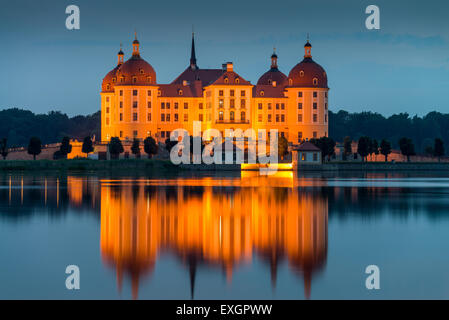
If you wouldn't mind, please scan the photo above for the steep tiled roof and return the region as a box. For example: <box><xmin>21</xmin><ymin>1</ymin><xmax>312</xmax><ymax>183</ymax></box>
<box><xmin>210</xmin><ymin>71</ymin><xmax>251</xmax><ymax>86</ymax></box>
<box><xmin>171</xmin><ymin>68</ymin><xmax>224</xmax><ymax>87</ymax></box>
<box><xmin>252</xmin><ymin>85</ymin><xmax>286</xmax><ymax>98</ymax></box>
<box><xmin>158</xmin><ymin>81</ymin><xmax>204</xmax><ymax>97</ymax></box>
<box><xmin>296</xmin><ymin>141</ymin><xmax>321</xmax><ymax>152</ymax></box>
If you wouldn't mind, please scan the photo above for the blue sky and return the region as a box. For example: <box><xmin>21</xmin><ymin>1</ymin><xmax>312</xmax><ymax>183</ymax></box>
<box><xmin>0</xmin><ymin>0</ymin><xmax>448</xmax><ymax>116</ymax></box>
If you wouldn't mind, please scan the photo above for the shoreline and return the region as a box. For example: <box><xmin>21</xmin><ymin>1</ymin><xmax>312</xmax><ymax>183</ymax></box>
<box><xmin>1</xmin><ymin>159</ymin><xmax>449</xmax><ymax>172</ymax></box>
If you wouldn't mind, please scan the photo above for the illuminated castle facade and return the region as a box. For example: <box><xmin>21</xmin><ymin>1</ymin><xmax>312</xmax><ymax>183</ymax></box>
<box><xmin>101</xmin><ymin>34</ymin><xmax>329</xmax><ymax>144</ymax></box>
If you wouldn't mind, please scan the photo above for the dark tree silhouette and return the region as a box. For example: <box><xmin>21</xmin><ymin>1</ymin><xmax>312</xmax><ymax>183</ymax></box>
<box><xmin>399</xmin><ymin>137</ymin><xmax>415</xmax><ymax>162</ymax></box>
<box><xmin>343</xmin><ymin>136</ymin><xmax>352</xmax><ymax>161</ymax></box>
<box><xmin>277</xmin><ymin>136</ymin><xmax>289</xmax><ymax>160</ymax></box>
<box><xmin>0</xmin><ymin>138</ymin><xmax>8</xmax><ymax>160</ymax></box>
<box><xmin>310</xmin><ymin>136</ymin><xmax>336</xmax><ymax>162</ymax></box>
<box><xmin>27</xmin><ymin>137</ymin><xmax>42</xmax><ymax>160</ymax></box>
<box><xmin>357</xmin><ymin>136</ymin><xmax>371</xmax><ymax>162</ymax></box>
<box><xmin>59</xmin><ymin>137</ymin><xmax>72</xmax><ymax>158</ymax></box>
<box><xmin>380</xmin><ymin>139</ymin><xmax>392</xmax><ymax>162</ymax></box>
<box><xmin>82</xmin><ymin>136</ymin><xmax>94</xmax><ymax>157</ymax></box>
<box><xmin>165</xmin><ymin>138</ymin><xmax>178</xmax><ymax>154</ymax></box>
<box><xmin>108</xmin><ymin>137</ymin><xmax>124</xmax><ymax>159</ymax></box>
<box><xmin>434</xmin><ymin>138</ymin><xmax>445</xmax><ymax>162</ymax></box>
<box><xmin>131</xmin><ymin>138</ymin><xmax>141</xmax><ymax>158</ymax></box>
<box><xmin>144</xmin><ymin>136</ymin><xmax>158</xmax><ymax>159</ymax></box>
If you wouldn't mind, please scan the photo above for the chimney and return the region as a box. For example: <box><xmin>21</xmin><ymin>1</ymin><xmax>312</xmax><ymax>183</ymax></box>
<box><xmin>226</xmin><ymin>62</ymin><xmax>233</xmax><ymax>72</ymax></box>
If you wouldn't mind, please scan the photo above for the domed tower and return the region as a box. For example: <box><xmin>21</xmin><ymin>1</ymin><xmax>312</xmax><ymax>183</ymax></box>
<box><xmin>101</xmin><ymin>34</ymin><xmax>159</xmax><ymax>143</ymax></box>
<box><xmin>257</xmin><ymin>49</ymin><xmax>287</xmax><ymax>86</ymax></box>
<box><xmin>286</xmin><ymin>39</ymin><xmax>329</xmax><ymax>142</ymax></box>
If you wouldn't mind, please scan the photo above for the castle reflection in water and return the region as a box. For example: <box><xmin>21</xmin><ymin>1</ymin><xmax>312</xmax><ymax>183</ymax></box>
<box><xmin>1</xmin><ymin>173</ymin><xmax>328</xmax><ymax>299</ymax></box>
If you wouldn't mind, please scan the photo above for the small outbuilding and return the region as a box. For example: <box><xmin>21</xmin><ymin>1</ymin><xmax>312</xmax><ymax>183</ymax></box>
<box><xmin>293</xmin><ymin>141</ymin><xmax>322</xmax><ymax>164</ymax></box>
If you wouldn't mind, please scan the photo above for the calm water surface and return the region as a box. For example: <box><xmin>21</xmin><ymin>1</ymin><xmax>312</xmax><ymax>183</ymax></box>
<box><xmin>1</xmin><ymin>171</ymin><xmax>449</xmax><ymax>299</ymax></box>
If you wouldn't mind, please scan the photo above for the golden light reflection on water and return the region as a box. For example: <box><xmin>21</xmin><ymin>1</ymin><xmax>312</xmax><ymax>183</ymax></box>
<box><xmin>99</xmin><ymin>172</ymin><xmax>328</xmax><ymax>299</ymax></box>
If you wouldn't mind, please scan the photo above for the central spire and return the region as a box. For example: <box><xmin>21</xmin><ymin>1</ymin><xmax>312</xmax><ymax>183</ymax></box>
<box><xmin>190</xmin><ymin>31</ymin><xmax>197</xmax><ymax>70</ymax></box>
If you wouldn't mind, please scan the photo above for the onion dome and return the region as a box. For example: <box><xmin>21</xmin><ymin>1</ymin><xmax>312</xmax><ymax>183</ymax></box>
<box><xmin>287</xmin><ymin>41</ymin><xmax>328</xmax><ymax>88</ymax></box>
<box><xmin>115</xmin><ymin>34</ymin><xmax>157</xmax><ymax>85</ymax></box>
<box><xmin>101</xmin><ymin>45</ymin><xmax>124</xmax><ymax>93</ymax></box>
<box><xmin>257</xmin><ymin>48</ymin><xmax>287</xmax><ymax>86</ymax></box>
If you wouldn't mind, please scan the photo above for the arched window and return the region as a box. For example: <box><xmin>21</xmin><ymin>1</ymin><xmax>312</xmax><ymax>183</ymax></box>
<box><xmin>178</xmin><ymin>89</ymin><xmax>183</xmax><ymax>96</ymax></box>
<box><xmin>241</xmin><ymin>111</ymin><xmax>246</xmax><ymax>121</ymax></box>
<box><xmin>260</xmin><ymin>90</ymin><xmax>264</xmax><ymax>96</ymax></box>
<box><xmin>313</xmin><ymin>78</ymin><xmax>318</xmax><ymax>85</ymax></box>
<box><xmin>299</xmin><ymin>71</ymin><xmax>304</xmax><ymax>77</ymax></box>
<box><xmin>230</xmin><ymin>111</ymin><xmax>235</xmax><ymax>121</ymax></box>
<box><xmin>219</xmin><ymin>111</ymin><xmax>224</xmax><ymax>121</ymax></box>
<box><xmin>140</xmin><ymin>69</ymin><xmax>145</xmax><ymax>74</ymax></box>
<box><xmin>224</xmin><ymin>77</ymin><xmax>229</xmax><ymax>84</ymax></box>
<box><xmin>235</xmin><ymin>78</ymin><xmax>240</xmax><ymax>84</ymax></box>
<box><xmin>268</xmin><ymin>79</ymin><xmax>272</xmax><ymax>85</ymax></box>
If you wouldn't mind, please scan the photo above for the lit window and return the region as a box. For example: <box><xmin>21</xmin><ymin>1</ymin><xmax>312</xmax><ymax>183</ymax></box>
<box><xmin>299</xmin><ymin>71</ymin><xmax>304</xmax><ymax>77</ymax></box>
<box><xmin>235</xmin><ymin>78</ymin><xmax>240</xmax><ymax>84</ymax></box>
<box><xmin>219</xmin><ymin>111</ymin><xmax>224</xmax><ymax>121</ymax></box>
<box><xmin>178</xmin><ymin>89</ymin><xmax>183</xmax><ymax>96</ymax></box>
<box><xmin>241</xmin><ymin>99</ymin><xmax>246</xmax><ymax>108</ymax></box>
<box><xmin>230</xmin><ymin>111</ymin><xmax>235</xmax><ymax>121</ymax></box>
<box><xmin>219</xmin><ymin>99</ymin><xmax>224</xmax><ymax>108</ymax></box>
<box><xmin>224</xmin><ymin>77</ymin><xmax>228</xmax><ymax>84</ymax></box>
<box><xmin>106</xmin><ymin>107</ymin><xmax>110</xmax><ymax>113</ymax></box>
<box><xmin>184</xmin><ymin>114</ymin><xmax>188</xmax><ymax>122</ymax></box>
<box><xmin>184</xmin><ymin>102</ymin><xmax>188</xmax><ymax>109</ymax></box>
<box><xmin>241</xmin><ymin>90</ymin><xmax>245</xmax><ymax>97</ymax></box>
<box><xmin>260</xmin><ymin>90</ymin><xmax>264</xmax><ymax>96</ymax></box>
<box><xmin>258</xmin><ymin>103</ymin><xmax>262</xmax><ymax>110</ymax></box>
<box><xmin>230</xmin><ymin>90</ymin><xmax>234</xmax><ymax>97</ymax></box>
<box><xmin>268</xmin><ymin>114</ymin><xmax>272</xmax><ymax>122</ymax></box>
<box><xmin>241</xmin><ymin>111</ymin><xmax>246</xmax><ymax>121</ymax></box>
<box><xmin>219</xmin><ymin>90</ymin><xmax>224</xmax><ymax>96</ymax></box>
<box><xmin>258</xmin><ymin>114</ymin><xmax>262</xmax><ymax>122</ymax></box>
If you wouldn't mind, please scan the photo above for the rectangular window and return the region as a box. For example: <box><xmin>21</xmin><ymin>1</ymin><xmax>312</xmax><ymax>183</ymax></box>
<box><xmin>298</xmin><ymin>114</ymin><xmax>302</xmax><ymax>122</ymax></box>
<box><xmin>313</xmin><ymin>131</ymin><xmax>317</xmax><ymax>138</ymax></box>
<box><xmin>166</xmin><ymin>102</ymin><xmax>170</xmax><ymax>110</ymax></box>
<box><xmin>147</xmin><ymin>101</ymin><xmax>151</xmax><ymax>108</ymax></box>
<box><xmin>174</xmin><ymin>113</ymin><xmax>178</xmax><ymax>122</ymax></box>
<box><xmin>106</xmin><ymin>107</ymin><xmax>110</xmax><ymax>113</ymax></box>
<box><xmin>258</xmin><ymin>114</ymin><xmax>262</xmax><ymax>122</ymax></box>
<box><xmin>313</xmin><ymin>102</ymin><xmax>317</xmax><ymax>109</ymax></box>
<box><xmin>325</xmin><ymin>103</ymin><xmax>328</xmax><ymax>110</ymax></box>
<box><xmin>120</xmin><ymin>101</ymin><xmax>123</xmax><ymax>108</ymax></box>
<box><xmin>258</xmin><ymin>103</ymin><xmax>262</xmax><ymax>110</ymax></box>
<box><xmin>133</xmin><ymin>113</ymin><xmax>138</xmax><ymax>121</ymax></box>
<box><xmin>241</xmin><ymin>99</ymin><xmax>246</xmax><ymax>108</ymax></box>
<box><xmin>219</xmin><ymin>99</ymin><xmax>224</xmax><ymax>108</ymax></box>
<box><xmin>199</xmin><ymin>114</ymin><xmax>203</xmax><ymax>121</ymax></box>
<box><xmin>313</xmin><ymin>114</ymin><xmax>318</xmax><ymax>122</ymax></box>
<box><xmin>161</xmin><ymin>131</ymin><xmax>165</xmax><ymax>138</ymax></box>
<box><xmin>133</xmin><ymin>101</ymin><xmax>138</xmax><ymax>108</ymax></box>
<box><xmin>161</xmin><ymin>102</ymin><xmax>165</xmax><ymax>109</ymax></box>
<box><xmin>120</xmin><ymin>131</ymin><xmax>123</xmax><ymax>138</ymax></box>
<box><xmin>313</xmin><ymin>153</ymin><xmax>318</xmax><ymax>161</ymax></box>
<box><xmin>281</xmin><ymin>103</ymin><xmax>285</xmax><ymax>110</ymax></box>
<box><xmin>276</xmin><ymin>115</ymin><xmax>279</xmax><ymax>122</ymax></box>
<box><xmin>325</xmin><ymin>114</ymin><xmax>327</xmax><ymax>123</ymax></box>
<box><xmin>147</xmin><ymin>90</ymin><xmax>151</xmax><ymax>96</ymax></box>
<box><xmin>230</xmin><ymin>90</ymin><xmax>235</xmax><ymax>97</ymax></box>
<box><xmin>230</xmin><ymin>99</ymin><xmax>235</xmax><ymax>108</ymax></box>
<box><xmin>120</xmin><ymin>90</ymin><xmax>123</xmax><ymax>96</ymax></box>
<box><xmin>276</xmin><ymin>103</ymin><xmax>279</xmax><ymax>110</ymax></box>
<box><xmin>106</xmin><ymin>118</ymin><xmax>109</xmax><ymax>125</ymax></box>
<box><xmin>106</xmin><ymin>97</ymin><xmax>110</xmax><ymax>102</ymax></box>
<box><xmin>219</xmin><ymin>90</ymin><xmax>224</xmax><ymax>96</ymax></box>
<box><xmin>298</xmin><ymin>103</ymin><xmax>303</xmax><ymax>110</ymax></box>
<box><xmin>241</xmin><ymin>90</ymin><xmax>245</xmax><ymax>97</ymax></box>
<box><xmin>166</xmin><ymin>114</ymin><xmax>170</xmax><ymax>122</ymax></box>
<box><xmin>184</xmin><ymin>102</ymin><xmax>188</xmax><ymax>109</ymax></box>
<box><xmin>313</xmin><ymin>91</ymin><xmax>317</xmax><ymax>98</ymax></box>
<box><xmin>120</xmin><ymin>113</ymin><xmax>123</xmax><ymax>121</ymax></box>
<box><xmin>281</xmin><ymin>114</ymin><xmax>285</xmax><ymax>122</ymax></box>
<box><xmin>184</xmin><ymin>114</ymin><xmax>188</xmax><ymax>122</ymax></box>
<box><xmin>133</xmin><ymin>130</ymin><xmax>138</xmax><ymax>137</ymax></box>
<box><xmin>161</xmin><ymin>114</ymin><xmax>165</xmax><ymax>122</ymax></box>
<box><xmin>199</xmin><ymin>103</ymin><xmax>203</xmax><ymax>109</ymax></box>
<box><xmin>268</xmin><ymin>114</ymin><xmax>272</xmax><ymax>122</ymax></box>
<box><xmin>268</xmin><ymin>103</ymin><xmax>272</xmax><ymax>110</ymax></box>
<box><xmin>298</xmin><ymin>91</ymin><xmax>302</xmax><ymax>98</ymax></box>
<box><xmin>147</xmin><ymin>113</ymin><xmax>151</xmax><ymax>121</ymax></box>
<box><xmin>133</xmin><ymin>90</ymin><xmax>138</xmax><ymax>96</ymax></box>
<box><xmin>174</xmin><ymin>102</ymin><xmax>178</xmax><ymax>109</ymax></box>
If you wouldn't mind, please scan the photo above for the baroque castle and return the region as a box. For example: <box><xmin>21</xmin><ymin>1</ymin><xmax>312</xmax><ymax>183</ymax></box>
<box><xmin>101</xmin><ymin>34</ymin><xmax>329</xmax><ymax>144</ymax></box>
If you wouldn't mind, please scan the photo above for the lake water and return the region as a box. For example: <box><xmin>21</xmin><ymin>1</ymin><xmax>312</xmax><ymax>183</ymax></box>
<box><xmin>1</xmin><ymin>171</ymin><xmax>449</xmax><ymax>300</ymax></box>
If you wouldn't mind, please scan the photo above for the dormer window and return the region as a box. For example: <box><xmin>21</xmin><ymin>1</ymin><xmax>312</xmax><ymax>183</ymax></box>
<box><xmin>132</xmin><ymin>77</ymin><xmax>137</xmax><ymax>83</ymax></box>
<box><xmin>120</xmin><ymin>77</ymin><xmax>124</xmax><ymax>83</ymax></box>
<box><xmin>158</xmin><ymin>90</ymin><xmax>161</xmax><ymax>96</ymax></box>
<box><xmin>235</xmin><ymin>78</ymin><xmax>240</xmax><ymax>84</ymax></box>
<box><xmin>112</xmin><ymin>77</ymin><xmax>116</xmax><ymax>83</ymax></box>
<box><xmin>260</xmin><ymin>90</ymin><xmax>265</xmax><ymax>96</ymax></box>
<box><xmin>147</xmin><ymin>76</ymin><xmax>152</xmax><ymax>83</ymax></box>
<box><xmin>224</xmin><ymin>77</ymin><xmax>229</xmax><ymax>84</ymax></box>
<box><xmin>178</xmin><ymin>89</ymin><xmax>183</xmax><ymax>96</ymax></box>
<box><xmin>313</xmin><ymin>78</ymin><xmax>318</xmax><ymax>85</ymax></box>
<box><xmin>300</xmin><ymin>71</ymin><xmax>304</xmax><ymax>77</ymax></box>
<box><xmin>140</xmin><ymin>69</ymin><xmax>145</xmax><ymax>75</ymax></box>
<box><xmin>106</xmin><ymin>84</ymin><xmax>110</xmax><ymax>90</ymax></box>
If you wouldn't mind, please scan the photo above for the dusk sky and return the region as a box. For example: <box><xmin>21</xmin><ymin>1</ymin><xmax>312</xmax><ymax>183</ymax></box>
<box><xmin>1</xmin><ymin>0</ymin><xmax>448</xmax><ymax>116</ymax></box>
